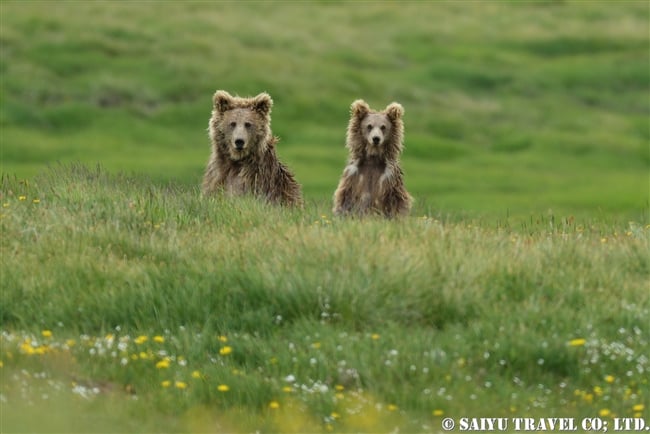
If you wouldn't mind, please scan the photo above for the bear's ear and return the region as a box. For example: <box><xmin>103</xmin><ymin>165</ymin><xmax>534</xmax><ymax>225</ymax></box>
<box><xmin>385</xmin><ymin>102</ymin><xmax>404</xmax><ymax>121</ymax></box>
<box><xmin>350</xmin><ymin>99</ymin><xmax>370</xmax><ymax>119</ymax></box>
<box><xmin>252</xmin><ymin>92</ymin><xmax>273</xmax><ymax>116</ymax></box>
<box><xmin>213</xmin><ymin>90</ymin><xmax>234</xmax><ymax>113</ymax></box>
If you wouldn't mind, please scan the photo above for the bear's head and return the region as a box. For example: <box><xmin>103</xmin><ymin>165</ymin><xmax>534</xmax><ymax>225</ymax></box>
<box><xmin>346</xmin><ymin>99</ymin><xmax>404</xmax><ymax>161</ymax></box>
<box><xmin>210</xmin><ymin>90</ymin><xmax>273</xmax><ymax>161</ymax></box>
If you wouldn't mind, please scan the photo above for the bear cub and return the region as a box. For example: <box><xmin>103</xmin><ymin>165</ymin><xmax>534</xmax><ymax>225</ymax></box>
<box><xmin>202</xmin><ymin>90</ymin><xmax>303</xmax><ymax>207</ymax></box>
<box><xmin>333</xmin><ymin>99</ymin><xmax>413</xmax><ymax>218</ymax></box>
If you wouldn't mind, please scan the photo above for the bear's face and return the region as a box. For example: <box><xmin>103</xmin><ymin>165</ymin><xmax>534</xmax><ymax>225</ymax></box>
<box><xmin>211</xmin><ymin>91</ymin><xmax>273</xmax><ymax>161</ymax></box>
<box><xmin>219</xmin><ymin>108</ymin><xmax>266</xmax><ymax>160</ymax></box>
<box><xmin>360</xmin><ymin>112</ymin><xmax>393</xmax><ymax>156</ymax></box>
<box><xmin>347</xmin><ymin>100</ymin><xmax>404</xmax><ymax>160</ymax></box>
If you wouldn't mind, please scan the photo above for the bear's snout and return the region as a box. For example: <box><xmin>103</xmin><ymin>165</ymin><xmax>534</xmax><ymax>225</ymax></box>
<box><xmin>372</xmin><ymin>136</ymin><xmax>381</xmax><ymax>145</ymax></box>
<box><xmin>234</xmin><ymin>138</ymin><xmax>245</xmax><ymax>150</ymax></box>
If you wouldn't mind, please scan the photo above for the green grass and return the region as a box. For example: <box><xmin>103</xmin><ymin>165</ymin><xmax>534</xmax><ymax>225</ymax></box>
<box><xmin>1</xmin><ymin>1</ymin><xmax>648</xmax><ymax>217</ymax></box>
<box><xmin>1</xmin><ymin>1</ymin><xmax>649</xmax><ymax>432</ymax></box>
<box><xmin>1</xmin><ymin>165</ymin><xmax>649</xmax><ymax>432</ymax></box>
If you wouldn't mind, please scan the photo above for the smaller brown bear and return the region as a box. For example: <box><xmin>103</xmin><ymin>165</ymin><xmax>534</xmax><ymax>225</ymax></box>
<box><xmin>202</xmin><ymin>90</ymin><xmax>303</xmax><ymax>207</ymax></box>
<box><xmin>333</xmin><ymin>99</ymin><xmax>413</xmax><ymax>218</ymax></box>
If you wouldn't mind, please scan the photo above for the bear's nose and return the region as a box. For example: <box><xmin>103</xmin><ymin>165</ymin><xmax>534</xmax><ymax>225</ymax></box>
<box><xmin>234</xmin><ymin>139</ymin><xmax>245</xmax><ymax>150</ymax></box>
<box><xmin>372</xmin><ymin>136</ymin><xmax>381</xmax><ymax>145</ymax></box>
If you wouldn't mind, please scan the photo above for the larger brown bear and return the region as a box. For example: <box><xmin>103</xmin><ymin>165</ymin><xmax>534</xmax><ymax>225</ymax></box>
<box><xmin>202</xmin><ymin>90</ymin><xmax>303</xmax><ymax>207</ymax></box>
<box><xmin>333</xmin><ymin>99</ymin><xmax>413</xmax><ymax>218</ymax></box>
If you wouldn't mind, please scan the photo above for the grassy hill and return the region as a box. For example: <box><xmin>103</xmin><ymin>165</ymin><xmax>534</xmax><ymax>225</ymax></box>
<box><xmin>1</xmin><ymin>166</ymin><xmax>649</xmax><ymax>432</ymax></box>
<box><xmin>1</xmin><ymin>1</ymin><xmax>649</xmax><ymax>432</ymax></box>
<box><xmin>1</xmin><ymin>1</ymin><xmax>648</xmax><ymax>217</ymax></box>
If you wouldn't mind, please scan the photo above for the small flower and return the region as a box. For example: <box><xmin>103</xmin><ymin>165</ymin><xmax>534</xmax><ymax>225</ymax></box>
<box><xmin>432</xmin><ymin>409</ymin><xmax>444</xmax><ymax>417</ymax></box>
<box><xmin>268</xmin><ymin>400</ymin><xmax>280</xmax><ymax>410</ymax></box>
<box><xmin>191</xmin><ymin>370</ymin><xmax>202</xmax><ymax>379</ymax></box>
<box><xmin>161</xmin><ymin>380</ymin><xmax>171</xmax><ymax>388</ymax></box>
<box><xmin>335</xmin><ymin>384</ymin><xmax>345</xmax><ymax>392</ymax></box>
<box><xmin>174</xmin><ymin>381</ymin><xmax>187</xmax><ymax>389</ymax></box>
<box><xmin>604</xmin><ymin>375</ymin><xmax>615</xmax><ymax>383</ymax></box>
<box><xmin>219</xmin><ymin>346</ymin><xmax>232</xmax><ymax>356</ymax></box>
<box><xmin>0</xmin><ymin>361</ymin><xmax>4</xmax><ymax>368</ymax></box>
<box><xmin>65</xmin><ymin>339</ymin><xmax>76</xmax><ymax>347</ymax></box>
<box><xmin>134</xmin><ymin>335</ymin><xmax>148</xmax><ymax>345</ymax></box>
<box><xmin>153</xmin><ymin>336</ymin><xmax>165</xmax><ymax>343</ymax></box>
<box><xmin>568</xmin><ymin>338</ymin><xmax>586</xmax><ymax>347</ymax></box>
<box><xmin>594</xmin><ymin>386</ymin><xmax>603</xmax><ymax>396</ymax></box>
<box><xmin>41</xmin><ymin>330</ymin><xmax>52</xmax><ymax>338</ymax></box>
<box><xmin>217</xmin><ymin>384</ymin><xmax>229</xmax><ymax>392</ymax></box>
<box><xmin>598</xmin><ymin>408</ymin><xmax>611</xmax><ymax>417</ymax></box>
<box><xmin>218</xmin><ymin>335</ymin><xmax>228</xmax><ymax>343</ymax></box>
<box><xmin>330</xmin><ymin>412</ymin><xmax>340</xmax><ymax>419</ymax></box>
<box><xmin>387</xmin><ymin>404</ymin><xmax>398</xmax><ymax>412</ymax></box>
<box><xmin>32</xmin><ymin>199</ymin><xmax>40</xmax><ymax>204</ymax></box>
<box><xmin>371</xmin><ymin>333</ymin><xmax>380</xmax><ymax>340</ymax></box>
<box><xmin>633</xmin><ymin>404</ymin><xmax>644</xmax><ymax>412</ymax></box>
<box><xmin>312</xmin><ymin>342</ymin><xmax>321</xmax><ymax>349</ymax></box>
<box><xmin>282</xmin><ymin>386</ymin><xmax>293</xmax><ymax>393</ymax></box>
<box><xmin>156</xmin><ymin>359</ymin><xmax>171</xmax><ymax>369</ymax></box>
<box><xmin>2</xmin><ymin>202</ymin><xmax>8</xmax><ymax>208</ymax></box>
<box><xmin>18</xmin><ymin>196</ymin><xmax>26</xmax><ymax>201</ymax></box>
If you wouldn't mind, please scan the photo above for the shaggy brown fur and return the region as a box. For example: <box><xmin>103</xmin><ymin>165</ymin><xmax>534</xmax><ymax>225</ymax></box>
<box><xmin>333</xmin><ymin>99</ymin><xmax>413</xmax><ymax>218</ymax></box>
<box><xmin>202</xmin><ymin>90</ymin><xmax>303</xmax><ymax>207</ymax></box>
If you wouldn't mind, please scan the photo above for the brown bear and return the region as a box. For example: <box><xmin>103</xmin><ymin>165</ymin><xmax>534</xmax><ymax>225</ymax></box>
<box><xmin>202</xmin><ymin>90</ymin><xmax>303</xmax><ymax>207</ymax></box>
<box><xmin>332</xmin><ymin>99</ymin><xmax>413</xmax><ymax>218</ymax></box>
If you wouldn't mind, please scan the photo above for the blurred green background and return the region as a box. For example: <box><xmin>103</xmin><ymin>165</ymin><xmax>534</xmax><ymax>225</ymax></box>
<box><xmin>1</xmin><ymin>1</ymin><xmax>648</xmax><ymax>217</ymax></box>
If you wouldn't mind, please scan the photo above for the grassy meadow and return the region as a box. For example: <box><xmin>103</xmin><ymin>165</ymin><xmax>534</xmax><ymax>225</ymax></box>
<box><xmin>1</xmin><ymin>166</ymin><xmax>649</xmax><ymax>432</ymax></box>
<box><xmin>1</xmin><ymin>1</ymin><xmax>648</xmax><ymax>217</ymax></box>
<box><xmin>1</xmin><ymin>1</ymin><xmax>650</xmax><ymax>433</ymax></box>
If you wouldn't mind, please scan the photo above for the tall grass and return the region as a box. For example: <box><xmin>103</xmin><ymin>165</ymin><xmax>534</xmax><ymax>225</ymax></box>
<box><xmin>1</xmin><ymin>165</ymin><xmax>648</xmax><ymax>432</ymax></box>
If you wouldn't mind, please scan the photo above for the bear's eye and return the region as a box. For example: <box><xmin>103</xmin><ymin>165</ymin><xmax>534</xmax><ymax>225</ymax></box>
<box><xmin>366</xmin><ymin>124</ymin><xmax>373</xmax><ymax>131</ymax></box>
<box><xmin>230</xmin><ymin>122</ymin><xmax>236</xmax><ymax>128</ymax></box>
<box><xmin>380</xmin><ymin>125</ymin><xmax>386</xmax><ymax>131</ymax></box>
<box><xmin>244</xmin><ymin>122</ymin><xmax>252</xmax><ymax>128</ymax></box>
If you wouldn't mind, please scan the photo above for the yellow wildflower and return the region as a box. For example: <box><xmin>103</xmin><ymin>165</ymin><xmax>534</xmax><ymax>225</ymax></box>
<box><xmin>191</xmin><ymin>370</ymin><xmax>201</xmax><ymax>379</ymax></box>
<box><xmin>174</xmin><ymin>381</ymin><xmax>187</xmax><ymax>389</ymax></box>
<box><xmin>594</xmin><ymin>386</ymin><xmax>603</xmax><ymax>396</ymax></box>
<box><xmin>335</xmin><ymin>385</ymin><xmax>345</xmax><ymax>391</ymax></box>
<box><xmin>218</xmin><ymin>335</ymin><xmax>228</xmax><ymax>342</ymax></box>
<box><xmin>156</xmin><ymin>359</ymin><xmax>171</xmax><ymax>369</ymax></box>
<box><xmin>219</xmin><ymin>346</ymin><xmax>232</xmax><ymax>356</ymax></box>
<box><xmin>387</xmin><ymin>404</ymin><xmax>398</xmax><ymax>412</ymax></box>
<box><xmin>312</xmin><ymin>342</ymin><xmax>321</xmax><ymax>349</ymax></box>
<box><xmin>18</xmin><ymin>196</ymin><xmax>26</xmax><ymax>201</ymax></box>
<box><xmin>371</xmin><ymin>333</ymin><xmax>380</xmax><ymax>340</ymax></box>
<box><xmin>32</xmin><ymin>199</ymin><xmax>40</xmax><ymax>204</ymax></box>
<box><xmin>268</xmin><ymin>401</ymin><xmax>280</xmax><ymax>409</ymax></box>
<box><xmin>153</xmin><ymin>336</ymin><xmax>165</xmax><ymax>343</ymax></box>
<box><xmin>134</xmin><ymin>335</ymin><xmax>148</xmax><ymax>344</ymax></box>
<box><xmin>217</xmin><ymin>384</ymin><xmax>229</xmax><ymax>392</ymax></box>
<box><xmin>330</xmin><ymin>412</ymin><xmax>340</xmax><ymax>419</ymax></box>
<box><xmin>433</xmin><ymin>409</ymin><xmax>444</xmax><ymax>416</ymax></box>
<box><xmin>633</xmin><ymin>404</ymin><xmax>644</xmax><ymax>412</ymax></box>
<box><xmin>41</xmin><ymin>330</ymin><xmax>52</xmax><ymax>338</ymax></box>
<box><xmin>568</xmin><ymin>338</ymin><xmax>586</xmax><ymax>347</ymax></box>
<box><xmin>0</xmin><ymin>361</ymin><xmax>3</xmax><ymax>368</ymax></box>
<box><xmin>282</xmin><ymin>386</ymin><xmax>293</xmax><ymax>393</ymax></box>
<box><xmin>604</xmin><ymin>375</ymin><xmax>615</xmax><ymax>383</ymax></box>
<box><xmin>161</xmin><ymin>380</ymin><xmax>171</xmax><ymax>388</ymax></box>
<box><xmin>65</xmin><ymin>339</ymin><xmax>76</xmax><ymax>347</ymax></box>
<box><xmin>139</xmin><ymin>352</ymin><xmax>148</xmax><ymax>359</ymax></box>
<box><xmin>598</xmin><ymin>409</ymin><xmax>611</xmax><ymax>417</ymax></box>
